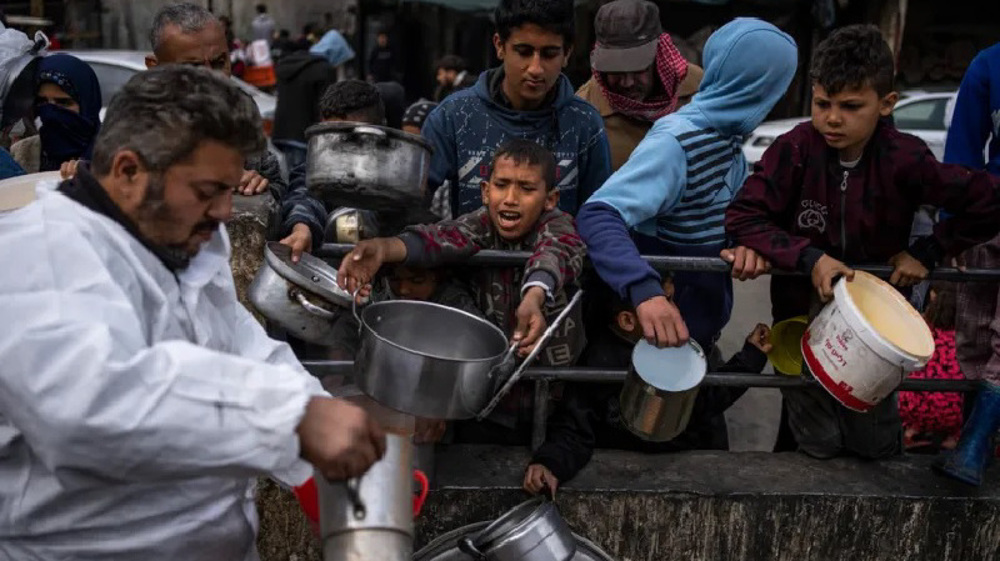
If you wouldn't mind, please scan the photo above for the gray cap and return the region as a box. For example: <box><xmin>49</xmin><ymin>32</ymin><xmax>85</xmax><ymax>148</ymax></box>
<box><xmin>591</xmin><ymin>0</ymin><xmax>662</xmax><ymax>73</ymax></box>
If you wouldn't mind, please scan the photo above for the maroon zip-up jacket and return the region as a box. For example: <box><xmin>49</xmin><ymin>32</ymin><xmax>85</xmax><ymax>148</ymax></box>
<box><xmin>726</xmin><ymin>120</ymin><xmax>1000</xmax><ymax>320</ymax></box>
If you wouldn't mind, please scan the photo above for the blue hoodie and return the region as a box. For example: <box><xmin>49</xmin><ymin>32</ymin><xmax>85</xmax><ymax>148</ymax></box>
<box><xmin>577</xmin><ymin>18</ymin><xmax>798</xmax><ymax>348</ymax></box>
<box><xmin>944</xmin><ymin>42</ymin><xmax>1000</xmax><ymax>176</ymax></box>
<box><xmin>421</xmin><ymin>69</ymin><xmax>612</xmax><ymax>216</ymax></box>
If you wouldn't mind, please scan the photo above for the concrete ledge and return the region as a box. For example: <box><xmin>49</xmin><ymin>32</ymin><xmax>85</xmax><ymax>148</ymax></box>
<box><xmin>416</xmin><ymin>446</ymin><xmax>1000</xmax><ymax>561</ymax></box>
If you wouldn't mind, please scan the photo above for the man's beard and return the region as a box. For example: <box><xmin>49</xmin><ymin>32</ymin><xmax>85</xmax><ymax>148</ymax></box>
<box><xmin>136</xmin><ymin>175</ymin><xmax>219</xmax><ymax>268</ymax></box>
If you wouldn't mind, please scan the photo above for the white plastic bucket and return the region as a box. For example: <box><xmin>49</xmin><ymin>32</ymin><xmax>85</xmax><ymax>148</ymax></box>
<box><xmin>801</xmin><ymin>271</ymin><xmax>934</xmax><ymax>412</ymax></box>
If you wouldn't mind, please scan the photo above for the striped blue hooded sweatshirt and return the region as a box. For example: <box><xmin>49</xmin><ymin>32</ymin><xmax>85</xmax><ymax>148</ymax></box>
<box><xmin>577</xmin><ymin>18</ymin><xmax>797</xmax><ymax>348</ymax></box>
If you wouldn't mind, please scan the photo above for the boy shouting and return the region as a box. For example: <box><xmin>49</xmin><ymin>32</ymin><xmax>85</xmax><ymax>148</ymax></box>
<box><xmin>338</xmin><ymin>139</ymin><xmax>586</xmax><ymax>441</ymax></box>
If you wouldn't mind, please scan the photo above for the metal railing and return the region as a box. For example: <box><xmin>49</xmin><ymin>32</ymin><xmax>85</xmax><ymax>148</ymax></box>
<box><xmin>310</xmin><ymin>243</ymin><xmax>1000</xmax><ymax>447</ymax></box>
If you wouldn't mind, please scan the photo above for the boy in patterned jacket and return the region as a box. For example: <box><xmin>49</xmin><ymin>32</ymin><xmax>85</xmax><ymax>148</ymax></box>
<box><xmin>338</xmin><ymin>139</ymin><xmax>586</xmax><ymax>439</ymax></box>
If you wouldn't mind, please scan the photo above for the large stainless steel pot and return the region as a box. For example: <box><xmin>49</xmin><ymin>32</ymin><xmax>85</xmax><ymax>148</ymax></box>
<box><xmin>416</xmin><ymin>522</ymin><xmax>615</xmax><ymax>561</ymax></box>
<box><xmin>353</xmin><ymin>300</ymin><xmax>510</xmax><ymax>420</ymax></box>
<box><xmin>305</xmin><ymin>122</ymin><xmax>432</xmax><ymax>211</ymax></box>
<box><xmin>619</xmin><ymin>340</ymin><xmax>707</xmax><ymax>442</ymax></box>
<box><xmin>457</xmin><ymin>497</ymin><xmax>576</xmax><ymax>561</ymax></box>
<box><xmin>248</xmin><ymin>241</ymin><xmax>357</xmax><ymax>345</ymax></box>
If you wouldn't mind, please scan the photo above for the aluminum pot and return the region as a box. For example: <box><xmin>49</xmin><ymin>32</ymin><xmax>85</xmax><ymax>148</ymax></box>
<box><xmin>416</xmin><ymin>522</ymin><xmax>615</xmax><ymax>561</ymax></box>
<box><xmin>305</xmin><ymin>122</ymin><xmax>432</xmax><ymax>211</ymax></box>
<box><xmin>352</xmin><ymin>300</ymin><xmax>511</xmax><ymax>420</ymax></box>
<box><xmin>248</xmin><ymin>241</ymin><xmax>358</xmax><ymax>345</ymax></box>
<box><xmin>619</xmin><ymin>340</ymin><xmax>707</xmax><ymax>442</ymax></box>
<box><xmin>316</xmin><ymin>433</ymin><xmax>415</xmax><ymax>536</ymax></box>
<box><xmin>458</xmin><ymin>497</ymin><xmax>576</xmax><ymax>561</ymax></box>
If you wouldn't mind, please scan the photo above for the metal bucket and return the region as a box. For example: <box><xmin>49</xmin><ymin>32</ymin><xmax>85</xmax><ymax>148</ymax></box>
<box><xmin>619</xmin><ymin>340</ymin><xmax>707</xmax><ymax>442</ymax></box>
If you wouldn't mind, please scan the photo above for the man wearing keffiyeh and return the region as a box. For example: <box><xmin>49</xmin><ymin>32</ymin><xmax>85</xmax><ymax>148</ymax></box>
<box><xmin>577</xmin><ymin>0</ymin><xmax>703</xmax><ymax>172</ymax></box>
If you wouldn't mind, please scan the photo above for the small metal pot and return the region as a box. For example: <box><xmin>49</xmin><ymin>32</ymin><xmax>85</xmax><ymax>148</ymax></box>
<box><xmin>324</xmin><ymin>207</ymin><xmax>377</xmax><ymax>244</ymax></box>
<box><xmin>353</xmin><ymin>300</ymin><xmax>511</xmax><ymax>420</ymax></box>
<box><xmin>619</xmin><ymin>340</ymin><xmax>707</xmax><ymax>442</ymax></box>
<box><xmin>458</xmin><ymin>497</ymin><xmax>576</xmax><ymax>561</ymax></box>
<box><xmin>305</xmin><ymin>122</ymin><xmax>432</xmax><ymax>211</ymax></box>
<box><xmin>248</xmin><ymin>241</ymin><xmax>358</xmax><ymax>345</ymax></box>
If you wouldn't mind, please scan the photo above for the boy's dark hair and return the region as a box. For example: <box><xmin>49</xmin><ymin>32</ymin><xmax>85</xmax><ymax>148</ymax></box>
<box><xmin>810</xmin><ymin>24</ymin><xmax>895</xmax><ymax>97</ymax></box>
<box><xmin>494</xmin><ymin>0</ymin><xmax>575</xmax><ymax>48</ymax></box>
<box><xmin>256</xmin><ymin>4</ymin><xmax>268</xmax><ymax>14</ymax></box>
<box><xmin>319</xmin><ymin>80</ymin><xmax>386</xmax><ymax>124</ymax></box>
<box><xmin>278</xmin><ymin>29</ymin><xmax>290</xmax><ymax>39</ymax></box>
<box><xmin>435</xmin><ymin>54</ymin><xmax>467</xmax><ymax>73</ymax></box>
<box><xmin>490</xmin><ymin>138</ymin><xmax>557</xmax><ymax>190</ymax></box>
<box><xmin>925</xmin><ymin>281</ymin><xmax>956</xmax><ymax>331</ymax></box>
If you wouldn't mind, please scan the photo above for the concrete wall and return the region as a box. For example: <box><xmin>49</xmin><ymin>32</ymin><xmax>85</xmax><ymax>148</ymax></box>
<box><xmin>416</xmin><ymin>446</ymin><xmax>1000</xmax><ymax>561</ymax></box>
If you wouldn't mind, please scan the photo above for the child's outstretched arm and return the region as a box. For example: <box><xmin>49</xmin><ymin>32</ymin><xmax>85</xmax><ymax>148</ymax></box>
<box><xmin>337</xmin><ymin>237</ymin><xmax>407</xmax><ymax>296</ymax></box>
<box><xmin>578</xmin><ymin>126</ymin><xmax>690</xmax><ymax>348</ymax></box>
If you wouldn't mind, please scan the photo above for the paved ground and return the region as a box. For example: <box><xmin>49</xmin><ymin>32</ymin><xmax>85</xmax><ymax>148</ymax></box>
<box><xmin>717</xmin><ymin>277</ymin><xmax>783</xmax><ymax>452</ymax></box>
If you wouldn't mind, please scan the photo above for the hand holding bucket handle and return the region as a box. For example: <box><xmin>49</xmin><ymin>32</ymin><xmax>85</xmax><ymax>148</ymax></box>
<box><xmin>812</xmin><ymin>255</ymin><xmax>855</xmax><ymax>302</ymax></box>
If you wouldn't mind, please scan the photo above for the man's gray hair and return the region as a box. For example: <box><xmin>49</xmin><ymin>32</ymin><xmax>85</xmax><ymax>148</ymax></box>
<box><xmin>149</xmin><ymin>2</ymin><xmax>218</xmax><ymax>53</ymax></box>
<box><xmin>91</xmin><ymin>65</ymin><xmax>264</xmax><ymax>176</ymax></box>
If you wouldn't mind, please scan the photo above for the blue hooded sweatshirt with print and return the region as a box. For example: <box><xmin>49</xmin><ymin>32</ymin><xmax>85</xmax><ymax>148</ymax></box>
<box><xmin>577</xmin><ymin>18</ymin><xmax>798</xmax><ymax>348</ymax></box>
<box><xmin>421</xmin><ymin>69</ymin><xmax>612</xmax><ymax>216</ymax></box>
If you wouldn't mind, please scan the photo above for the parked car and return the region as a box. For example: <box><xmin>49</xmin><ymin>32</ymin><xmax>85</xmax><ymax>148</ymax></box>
<box><xmin>62</xmin><ymin>50</ymin><xmax>276</xmax><ymax>134</ymax></box>
<box><xmin>742</xmin><ymin>91</ymin><xmax>958</xmax><ymax>165</ymax></box>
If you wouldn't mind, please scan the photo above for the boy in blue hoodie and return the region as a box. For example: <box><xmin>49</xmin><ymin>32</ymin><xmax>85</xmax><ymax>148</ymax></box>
<box><xmin>421</xmin><ymin>0</ymin><xmax>612</xmax><ymax>217</ymax></box>
<box><xmin>576</xmin><ymin>18</ymin><xmax>797</xmax><ymax>351</ymax></box>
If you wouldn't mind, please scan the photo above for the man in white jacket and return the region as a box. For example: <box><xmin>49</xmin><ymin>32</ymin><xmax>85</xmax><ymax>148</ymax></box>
<box><xmin>0</xmin><ymin>65</ymin><xmax>385</xmax><ymax>560</ymax></box>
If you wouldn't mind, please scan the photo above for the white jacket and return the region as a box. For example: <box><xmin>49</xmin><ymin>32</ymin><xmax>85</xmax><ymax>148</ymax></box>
<box><xmin>0</xmin><ymin>184</ymin><xmax>324</xmax><ymax>560</ymax></box>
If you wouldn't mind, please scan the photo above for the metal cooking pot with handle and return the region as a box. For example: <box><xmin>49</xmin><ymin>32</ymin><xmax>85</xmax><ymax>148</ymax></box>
<box><xmin>352</xmin><ymin>299</ymin><xmax>510</xmax><ymax>420</ymax></box>
<box><xmin>248</xmin><ymin>241</ymin><xmax>361</xmax><ymax>345</ymax></box>
<box><xmin>619</xmin><ymin>340</ymin><xmax>707</xmax><ymax>442</ymax></box>
<box><xmin>305</xmin><ymin>122</ymin><xmax>432</xmax><ymax>212</ymax></box>
<box><xmin>351</xmin><ymin>291</ymin><xmax>583</xmax><ymax>420</ymax></box>
<box><xmin>457</xmin><ymin>497</ymin><xmax>576</xmax><ymax>561</ymax></box>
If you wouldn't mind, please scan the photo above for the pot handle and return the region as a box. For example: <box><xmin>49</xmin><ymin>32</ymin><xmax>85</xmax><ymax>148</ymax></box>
<box><xmin>351</xmin><ymin>287</ymin><xmax>365</xmax><ymax>334</ymax></box>
<box><xmin>412</xmin><ymin>469</ymin><xmax>429</xmax><ymax>518</ymax></box>
<box><xmin>477</xmin><ymin>290</ymin><xmax>584</xmax><ymax>421</ymax></box>
<box><xmin>458</xmin><ymin>536</ymin><xmax>487</xmax><ymax>561</ymax></box>
<box><xmin>292</xmin><ymin>289</ymin><xmax>335</xmax><ymax>319</ymax></box>
<box><xmin>343</xmin><ymin>476</ymin><xmax>366</xmax><ymax>520</ymax></box>
<box><xmin>352</xmin><ymin>126</ymin><xmax>388</xmax><ymax>141</ymax></box>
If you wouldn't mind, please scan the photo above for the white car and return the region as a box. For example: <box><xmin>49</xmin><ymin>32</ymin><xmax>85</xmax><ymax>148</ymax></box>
<box><xmin>742</xmin><ymin>91</ymin><xmax>958</xmax><ymax>165</ymax></box>
<box><xmin>62</xmin><ymin>50</ymin><xmax>276</xmax><ymax>130</ymax></box>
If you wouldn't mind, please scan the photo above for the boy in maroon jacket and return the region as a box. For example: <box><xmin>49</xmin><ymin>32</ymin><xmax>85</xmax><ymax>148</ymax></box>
<box><xmin>725</xmin><ymin>25</ymin><xmax>1000</xmax><ymax>459</ymax></box>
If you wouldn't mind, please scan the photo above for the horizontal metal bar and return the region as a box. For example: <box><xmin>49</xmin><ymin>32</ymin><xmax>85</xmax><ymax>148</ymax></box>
<box><xmin>301</xmin><ymin>361</ymin><xmax>984</xmax><ymax>393</ymax></box>
<box><xmin>315</xmin><ymin>243</ymin><xmax>1000</xmax><ymax>282</ymax></box>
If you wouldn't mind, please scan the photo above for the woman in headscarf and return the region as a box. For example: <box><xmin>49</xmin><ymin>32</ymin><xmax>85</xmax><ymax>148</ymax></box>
<box><xmin>10</xmin><ymin>53</ymin><xmax>101</xmax><ymax>174</ymax></box>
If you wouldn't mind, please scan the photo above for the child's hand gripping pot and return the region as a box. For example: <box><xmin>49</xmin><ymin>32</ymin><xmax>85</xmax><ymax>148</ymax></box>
<box><xmin>337</xmin><ymin>237</ymin><xmax>408</xmax><ymax>300</ymax></box>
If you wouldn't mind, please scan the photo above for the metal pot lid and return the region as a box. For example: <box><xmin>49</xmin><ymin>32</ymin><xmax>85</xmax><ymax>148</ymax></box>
<box><xmin>415</xmin><ymin>522</ymin><xmax>616</xmax><ymax>561</ymax></box>
<box><xmin>304</xmin><ymin>121</ymin><xmax>433</xmax><ymax>153</ymax></box>
<box><xmin>631</xmin><ymin>339</ymin><xmax>707</xmax><ymax>392</ymax></box>
<box><xmin>263</xmin><ymin>241</ymin><xmax>359</xmax><ymax>309</ymax></box>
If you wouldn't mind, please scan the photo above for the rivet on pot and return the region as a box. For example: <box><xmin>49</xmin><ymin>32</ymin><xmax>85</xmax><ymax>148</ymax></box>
<box><xmin>311</xmin><ymin>275</ymin><xmax>321</xmax><ymax>283</ymax></box>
